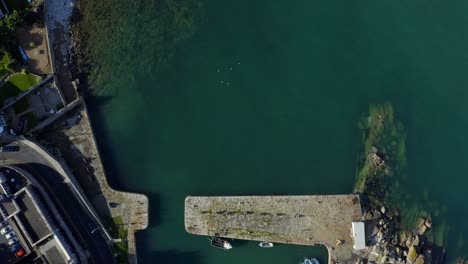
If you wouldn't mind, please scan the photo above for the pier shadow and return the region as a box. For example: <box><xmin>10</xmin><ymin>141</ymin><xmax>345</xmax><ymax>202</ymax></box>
<box><xmin>36</xmin><ymin>125</ymin><xmax>113</xmax><ymax>221</ymax></box>
<box><xmin>136</xmin><ymin>248</ymin><xmax>204</xmax><ymax>264</ymax></box>
<box><xmin>87</xmin><ymin>95</ymin><xmax>114</xmax><ymax>110</ymax></box>
<box><xmin>85</xmin><ymin>96</ymin><xmax>179</xmax><ymax>260</ymax></box>
<box><xmin>147</xmin><ymin>193</ymin><xmax>164</xmax><ymax>228</ymax></box>
<box><xmin>85</xmin><ymin>95</ymin><xmax>121</xmax><ymax>188</ymax></box>
<box><xmin>231</xmin><ymin>239</ymin><xmax>250</xmax><ymax>247</ymax></box>
<box><xmin>36</xmin><ymin>95</ymin><xmax>194</xmax><ymax>262</ymax></box>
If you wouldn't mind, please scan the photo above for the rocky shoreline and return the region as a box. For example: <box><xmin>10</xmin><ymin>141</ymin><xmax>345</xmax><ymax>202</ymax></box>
<box><xmin>360</xmin><ymin>203</ymin><xmax>445</xmax><ymax>264</ymax></box>
<box><xmin>355</xmin><ymin>103</ymin><xmax>448</xmax><ymax>264</ymax></box>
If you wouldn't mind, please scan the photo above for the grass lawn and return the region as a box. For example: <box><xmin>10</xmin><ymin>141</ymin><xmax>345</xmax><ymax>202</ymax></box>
<box><xmin>0</xmin><ymin>72</ymin><xmax>38</xmax><ymax>105</ymax></box>
<box><xmin>0</xmin><ymin>53</ymin><xmax>13</xmax><ymax>79</ymax></box>
<box><xmin>113</xmin><ymin>241</ymin><xmax>129</xmax><ymax>264</ymax></box>
<box><xmin>7</xmin><ymin>72</ymin><xmax>38</xmax><ymax>91</ymax></box>
<box><xmin>106</xmin><ymin>216</ymin><xmax>129</xmax><ymax>264</ymax></box>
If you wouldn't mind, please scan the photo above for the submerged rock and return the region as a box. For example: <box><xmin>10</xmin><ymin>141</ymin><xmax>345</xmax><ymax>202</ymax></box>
<box><xmin>417</xmin><ymin>218</ymin><xmax>426</xmax><ymax>228</ymax></box>
<box><xmin>408</xmin><ymin>246</ymin><xmax>418</xmax><ymax>263</ymax></box>
<box><xmin>412</xmin><ymin>235</ymin><xmax>420</xmax><ymax>247</ymax></box>
<box><xmin>414</xmin><ymin>254</ymin><xmax>425</xmax><ymax>264</ymax></box>
<box><xmin>380</xmin><ymin>206</ymin><xmax>386</xmax><ymax>214</ymax></box>
<box><xmin>418</xmin><ymin>224</ymin><xmax>427</xmax><ymax>235</ymax></box>
<box><xmin>424</xmin><ymin>217</ymin><xmax>432</xmax><ymax>229</ymax></box>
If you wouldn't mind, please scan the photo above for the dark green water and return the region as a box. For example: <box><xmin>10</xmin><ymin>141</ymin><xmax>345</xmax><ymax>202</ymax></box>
<box><xmin>83</xmin><ymin>0</ymin><xmax>468</xmax><ymax>263</ymax></box>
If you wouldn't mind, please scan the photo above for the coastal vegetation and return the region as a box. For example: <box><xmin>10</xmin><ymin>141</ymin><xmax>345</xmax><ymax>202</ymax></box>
<box><xmin>0</xmin><ymin>52</ymin><xmax>13</xmax><ymax>78</ymax></box>
<box><xmin>0</xmin><ymin>10</ymin><xmax>24</xmax><ymax>57</ymax></box>
<box><xmin>106</xmin><ymin>216</ymin><xmax>128</xmax><ymax>264</ymax></box>
<box><xmin>0</xmin><ymin>1</ymin><xmax>38</xmax><ymax>74</ymax></box>
<box><xmin>71</xmin><ymin>0</ymin><xmax>204</xmax><ymax>95</ymax></box>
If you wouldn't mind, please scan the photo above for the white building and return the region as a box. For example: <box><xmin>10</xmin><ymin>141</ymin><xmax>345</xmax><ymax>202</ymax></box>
<box><xmin>352</xmin><ymin>222</ymin><xmax>366</xmax><ymax>250</ymax></box>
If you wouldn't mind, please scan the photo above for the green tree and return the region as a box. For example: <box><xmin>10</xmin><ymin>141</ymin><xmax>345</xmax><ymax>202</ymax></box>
<box><xmin>0</xmin><ymin>10</ymin><xmax>23</xmax><ymax>31</ymax></box>
<box><xmin>0</xmin><ymin>10</ymin><xmax>24</xmax><ymax>56</ymax></box>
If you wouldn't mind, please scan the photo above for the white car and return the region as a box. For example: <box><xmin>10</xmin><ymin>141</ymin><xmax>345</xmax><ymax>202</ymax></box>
<box><xmin>1</xmin><ymin>226</ymin><xmax>11</xmax><ymax>234</ymax></box>
<box><xmin>8</xmin><ymin>237</ymin><xmax>18</xmax><ymax>245</ymax></box>
<box><xmin>5</xmin><ymin>231</ymin><xmax>15</xmax><ymax>239</ymax></box>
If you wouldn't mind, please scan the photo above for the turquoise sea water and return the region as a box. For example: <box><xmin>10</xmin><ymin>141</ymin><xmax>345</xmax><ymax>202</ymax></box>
<box><xmin>83</xmin><ymin>0</ymin><xmax>468</xmax><ymax>263</ymax></box>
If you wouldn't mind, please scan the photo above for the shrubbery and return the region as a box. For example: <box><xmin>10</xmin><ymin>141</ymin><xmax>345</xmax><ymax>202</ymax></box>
<box><xmin>0</xmin><ymin>10</ymin><xmax>24</xmax><ymax>58</ymax></box>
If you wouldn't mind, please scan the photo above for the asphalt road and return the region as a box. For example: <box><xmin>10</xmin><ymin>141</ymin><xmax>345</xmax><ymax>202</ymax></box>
<box><xmin>0</xmin><ymin>140</ymin><xmax>114</xmax><ymax>264</ymax></box>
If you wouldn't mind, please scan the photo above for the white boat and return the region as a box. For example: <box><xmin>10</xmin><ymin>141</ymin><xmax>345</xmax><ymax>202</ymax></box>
<box><xmin>258</xmin><ymin>242</ymin><xmax>274</xmax><ymax>248</ymax></box>
<box><xmin>302</xmin><ymin>258</ymin><xmax>320</xmax><ymax>264</ymax></box>
<box><xmin>209</xmin><ymin>237</ymin><xmax>232</xmax><ymax>250</ymax></box>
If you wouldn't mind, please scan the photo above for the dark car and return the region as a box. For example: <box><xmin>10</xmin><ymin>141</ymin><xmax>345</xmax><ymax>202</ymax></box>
<box><xmin>0</xmin><ymin>220</ymin><xmax>8</xmax><ymax>228</ymax></box>
<box><xmin>10</xmin><ymin>243</ymin><xmax>22</xmax><ymax>253</ymax></box>
<box><xmin>0</xmin><ymin>146</ymin><xmax>20</xmax><ymax>152</ymax></box>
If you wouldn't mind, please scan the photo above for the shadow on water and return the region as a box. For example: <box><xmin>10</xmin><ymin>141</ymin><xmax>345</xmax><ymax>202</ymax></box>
<box><xmin>87</xmin><ymin>96</ymin><xmax>205</xmax><ymax>262</ymax></box>
<box><xmin>147</xmin><ymin>193</ymin><xmax>164</xmax><ymax>228</ymax></box>
<box><xmin>231</xmin><ymin>239</ymin><xmax>252</xmax><ymax>247</ymax></box>
<box><xmin>137</xmin><ymin>248</ymin><xmax>204</xmax><ymax>264</ymax></box>
<box><xmin>87</xmin><ymin>95</ymin><xmax>114</xmax><ymax>110</ymax></box>
<box><xmin>85</xmin><ymin>95</ymin><xmax>122</xmax><ymax>188</ymax></box>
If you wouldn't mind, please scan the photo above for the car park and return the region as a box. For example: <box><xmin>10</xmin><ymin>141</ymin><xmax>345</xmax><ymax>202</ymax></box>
<box><xmin>5</xmin><ymin>231</ymin><xmax>15</xmax><ymax>239</ymax></box>
<box><xmin>1</xmin><ymin>226</ymin><xmax>11</xmax><ymax>234</ymax></box>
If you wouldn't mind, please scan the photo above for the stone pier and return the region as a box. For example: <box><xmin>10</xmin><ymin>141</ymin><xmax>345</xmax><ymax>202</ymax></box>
<box><xmin>185</xmin><ymin>195</ymin><xmax>363</xmax><ymax>264</ymax></box>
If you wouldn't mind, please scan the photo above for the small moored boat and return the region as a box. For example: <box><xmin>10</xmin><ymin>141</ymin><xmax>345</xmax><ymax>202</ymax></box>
<box><xmin>259</xmin><ymin>242</ymin><xmax>274</xmax><ymax>248</ymax></box>
<box><xmin>302</xmin><ymin>258</ymin><xmax>320</xmax><ymax>264</ymax></box>
<box><xmin>209</xmin><ymin>237</ymin><xmax>232</xmax><ymax>250</ymax></box>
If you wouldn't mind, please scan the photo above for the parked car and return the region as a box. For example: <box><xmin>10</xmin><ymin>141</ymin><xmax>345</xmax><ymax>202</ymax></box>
<box><xmin>5</xmin><ymin>231</ymin><xmax>15</xmax><ymax>239</ymax></box>
<box><xmin>15</xmin><ymin>248</ymin><xmax>25</xmax><ymax>258</ymax></box>
<box><xmin>10</xmin><ymin>243</ymin><xmax>22</xmax><ymax>253</ymax></box>
<box><xmin>0</xmin><ymin>220</ymin><xmax>8</xmax><ymax>228</ymax></box>
<box><xmin>1</xmin><ymin>226</ymin><xmax>12</xmax><ymax>234</ymax></box>
<box><xmin>0</xmin><ymin>146</ymin><xmax>20</xmax><ymax>152</ymax></box>
<box><xmin>8</xmin><ymin>237</ymin><xmax>18</xmax><ymax>245</ymax></box>
<box><xmin>0</xmin><ymin>207</ymin><xmax>7</xmax><ymax>216</ymax></box>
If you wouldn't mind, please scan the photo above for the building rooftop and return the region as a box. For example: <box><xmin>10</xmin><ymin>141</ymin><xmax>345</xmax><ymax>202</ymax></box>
<box><xmin>352</xmin><ymin>222</ymin><xmax>366</xmax><ymax>250</ymax></box>
<box><xmin>1</xmin><ymin>199</ymin><xmax>18</xmax><ymax>218</ymax></box>
<box><xmin>44</xmin><ymin>246</ymin><xmax>63</xmax><ymax>263</ymax></box>
<box><xmin>0</xmin><ymin>166</ymin><xmax>77</xmax><ymax>263</ymax></box>
<box><xmin>16</xmin><ymin>190</ymin><xmax>52</xmax><ymax>244</ymax></box>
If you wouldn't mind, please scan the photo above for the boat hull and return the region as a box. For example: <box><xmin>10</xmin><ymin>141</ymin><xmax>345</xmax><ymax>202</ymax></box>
<box><xmin>259</xmin><ymin>242</ymin><xmax>274</xmax><ymax>248</ymax></box>
<box><xmin>210</xmin><ymin>237</ymin><xmax>232</xmax><ymax>250</ymax></box>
